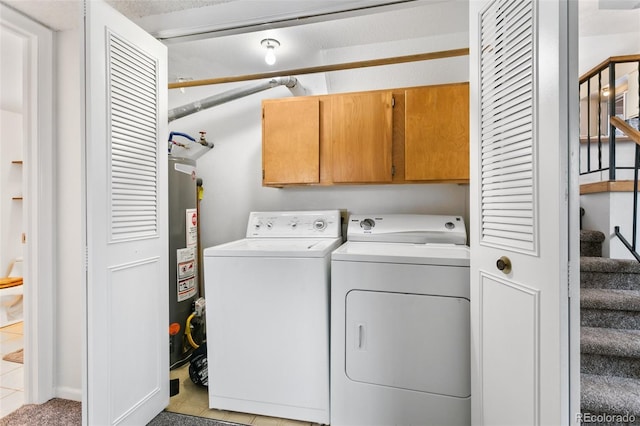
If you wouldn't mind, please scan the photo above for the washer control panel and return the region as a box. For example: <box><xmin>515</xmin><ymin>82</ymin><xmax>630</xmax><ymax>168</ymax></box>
<box><xmin>246</xmin><ymin>210</ymin><xmax>341</xmax><ymax>238</ymax></box>
<box><xmin>347</xmin><ymin>214</ymin><xmax>467</xmax><ymax>245</ymax></box>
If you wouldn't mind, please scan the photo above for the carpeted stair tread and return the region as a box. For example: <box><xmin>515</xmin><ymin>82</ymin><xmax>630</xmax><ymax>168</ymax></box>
<box><xmin>581</xmin><ymin>373</ymin><xmax>640</xmax><ymax>416</ymax></box>
<box><xmin>581</xmin><ymin>257</ymin><xmax>640</xmax><ymax>290</ymax></box>
<box><xmin>581</xmin><ymin>230</ymin><xmax>606</xmax><ymax>243</ymax></box>
<box><xmin>581</xmin><ymin>353</ymin><xmax>640</xmax><ymax>379</ymax></box>
<box><xmin>581</xmin><ymin>257</ymin><xmax>640</xmax><ymax>274</ymax></box>
<box><xmin>581</xmin><ymin>327</ymin><xmax>640</xmax><ymax>358</ymax></box>
<box><xmin>581</xmin><ymin>289</ymin><xmax>640</xmax><ymax>312</ymax></box>
<box><xmin>581</xmin><ymin>308</ymin><xmax>640</xmax><ymax>329</ymax></box>
<box><xmin>580</xmin><ymin>230</ymin><xmax>606</xmax><ymax>257</ymax></box>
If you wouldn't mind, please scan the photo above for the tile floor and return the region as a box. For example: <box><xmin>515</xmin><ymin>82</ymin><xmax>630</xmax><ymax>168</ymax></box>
<box><xmin>0</xmin><ymin>321</ymin><xmax>24</xmax><ymax>419</ymax></box>
<box><xmin>168</xmin><ymin>363</ymin><xmax>318</xmax><ymax>426</ymax></box>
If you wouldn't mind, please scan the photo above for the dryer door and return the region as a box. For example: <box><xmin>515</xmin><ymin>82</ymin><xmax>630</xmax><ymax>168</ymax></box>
<box><xmin>345</xmin><ymin>290</ymin><xmax>470</xmax><ymax>398</ymax></box>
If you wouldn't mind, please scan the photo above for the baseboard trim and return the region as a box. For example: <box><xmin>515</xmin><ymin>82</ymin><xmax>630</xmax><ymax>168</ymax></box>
<box><xmin>55</xmin><ymin>386</ymin><xmax>82</xmax><ymax>402</ymax></box>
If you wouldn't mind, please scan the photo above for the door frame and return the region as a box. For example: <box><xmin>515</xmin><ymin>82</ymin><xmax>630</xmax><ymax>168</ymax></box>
<box><xmin>0</xmin><ymin>3</ymin><xmax>55</xmax><ymax>404</ymax></box>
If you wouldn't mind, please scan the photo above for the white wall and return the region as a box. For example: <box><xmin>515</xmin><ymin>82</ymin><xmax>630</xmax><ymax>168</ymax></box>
<box><xmin>168</xmin><ymin>32</ymin><xmax>471</xmax><ymax>249</ymax></box>
<box><xmin>54</xmin><ymin>29</ymin><xmax>83</xmax><ymax>400</ymax></box>
<box><xmin>581</xmin><ymin>191</ymin><xmax>639</xmax><ymax>260</ymax></box>
<box><xmin>0</xmin><ymin>26</ymin><xmax>23</xmax><ymax>112</ymax></box>
<box><xmin>579</xmin><ymin>31</ymin><xmax>640</xmax><ymax>75</ymax></box>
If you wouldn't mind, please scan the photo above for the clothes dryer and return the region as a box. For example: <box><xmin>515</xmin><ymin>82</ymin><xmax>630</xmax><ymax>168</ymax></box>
<box><xmin>331</xmin><ymin>214</ymin><xmax>470</xmax><ymax>426</ymax></box>
<box><xmin>203</xmin><ymin>210</ymin><xmax>342</xmax><ymax>424</ymax></box>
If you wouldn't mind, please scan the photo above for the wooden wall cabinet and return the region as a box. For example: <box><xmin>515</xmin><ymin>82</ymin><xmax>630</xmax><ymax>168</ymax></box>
<box><xmin>331</xmin><ymin>91</ymin><xmax>393</xmax><ymax>183</ymax></box>
<box><xmin>262</xmin><ymin>97</ymin><xmax>320</xmax><ymax>185</ymax></box>
<box><xmin>262</xmin><ymin>83</ymin><xmax>469</xmax><ymax>187</ymax></box>
<box><xmin>404</xmin><ymin>83</ymin><xmax>469</xmax><ymax>182</ymax></box>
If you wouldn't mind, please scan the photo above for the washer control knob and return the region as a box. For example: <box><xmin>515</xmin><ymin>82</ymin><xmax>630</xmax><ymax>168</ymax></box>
<box><xmin>266</xmin><ymin>221</ymin><xmax>273</xmax><ymax>229</ymax></box>
<box><xmin>254</xmin><ymin>222</ymin><xmax>262</xmax><ymax>230</ymax></box>
<box><xmin>445</xmin><ymin>222</ymin><xmax>455</xmax><ymax>230</ymax></box>
<box><xmin>313</xmin><ymin>219</ymin><xmax>327</xmax><ymax>231</ymax></box>
<box><xmin>290</xmin><ymin>221</ymin><xmax>298</xmax><ymax>229</ymax></box>
<box><xmin>360</xmin><ymin>218</ymin><xmax>376</xmax><ymax>230</ymax></box>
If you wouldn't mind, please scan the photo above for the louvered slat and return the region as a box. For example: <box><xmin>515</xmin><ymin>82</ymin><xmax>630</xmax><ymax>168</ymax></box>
<box><xmin>108</xmin><ymin>31</ymin><xmax>158</xmax><ymax>240</ymax></box>
<box><xmin>480</xmin><ymin>0</ymin><xmax>536</xmax><ymax>252</ymax></box>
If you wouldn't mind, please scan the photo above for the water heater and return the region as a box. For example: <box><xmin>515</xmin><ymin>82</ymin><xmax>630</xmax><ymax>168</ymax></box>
<box><xmin>168</xmin><ymin>156</ymin><xmax>199</xmax><ymax>366</ymax></box>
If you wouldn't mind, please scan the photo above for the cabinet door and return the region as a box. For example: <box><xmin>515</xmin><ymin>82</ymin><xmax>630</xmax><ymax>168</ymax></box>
<box><xmin>331</xmin><ymin>92</ymin><xmax>393</xmax><ymax>183</ymax></box>
<box><xmin>263</xmin><ymin>98</ymin><xmax>320</xmax><ymax>185</ymax></box>
<box><xmin>405</xmin><ymin>83</ymin><xmax>469</xmax><ymax>181</ymax></box>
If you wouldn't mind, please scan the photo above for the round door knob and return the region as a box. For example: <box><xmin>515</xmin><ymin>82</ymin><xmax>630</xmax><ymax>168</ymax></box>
<box><xmin>496</xmin><ymin>256</ymin><xmax>512</xmax><ymax>274</ymax></box>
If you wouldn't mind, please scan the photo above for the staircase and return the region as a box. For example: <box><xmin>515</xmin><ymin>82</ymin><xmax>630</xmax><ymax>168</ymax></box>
<box><xmin>580</xmin><ymin>229</ymin><xmax>640</xmax><ymax>423</ymax></box>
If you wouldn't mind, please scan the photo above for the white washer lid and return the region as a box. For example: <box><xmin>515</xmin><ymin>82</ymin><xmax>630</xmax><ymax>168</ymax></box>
<box><xmin>204</xmin><ymin>237</ymin><xmax>343</xmax><ymax>258</ymax></box>
<box><xmin>332</xmin><ymin>241</ymin><xmax>470</xmax><ymax>266</ymax></box>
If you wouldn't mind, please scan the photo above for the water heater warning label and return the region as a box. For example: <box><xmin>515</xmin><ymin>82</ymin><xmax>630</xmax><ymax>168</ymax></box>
<box><xmin>186</xmin><ymin>208</ymin><xmax>197</xmax><ymax>248</ymax></box>
<box><xmin>177</xmin><ymin>277</ymin><xmax>196</xmax><ymax>302</ymax></box>
<box><xmin>177</xmin><ymin>247</ymin><xmax>196</xmax><ymax>302</ymax></box>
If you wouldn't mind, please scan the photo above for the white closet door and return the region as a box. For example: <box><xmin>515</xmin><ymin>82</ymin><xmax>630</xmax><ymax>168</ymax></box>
<box><xmin>84</xmin><ymin>1</ymin><xmax>168</xmax><ymax>424</ymax></box>
<box><xmin>469</xmin><ymin>0</ymin><xmax>577</xmax><ymax>425</ymax></box>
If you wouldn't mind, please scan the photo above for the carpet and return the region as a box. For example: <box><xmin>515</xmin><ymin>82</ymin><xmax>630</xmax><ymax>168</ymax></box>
<box><xmin>2</xmin><ymin>348</ymin><xmax>23</xmax><ymax>364</ymax></box>
<box><xmin>147</xmin><ymin>412</ymin><xmax>241</xmax><ymax>426</ymax></box>
<box><xmin>0</xmin><ymin>398</ymin><xmax>80</xmax><ymax>426</ymax></box>
<box><xmin>0</xmin><ymin>399</ymin><xmax>241</xmax><ymax>426</ymax></box>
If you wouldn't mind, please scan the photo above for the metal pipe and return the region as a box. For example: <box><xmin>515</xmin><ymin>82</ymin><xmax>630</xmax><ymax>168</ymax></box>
<box><xmin>168</xmin><ymin>76</ymin><xmax>298</xmax><ymax>122</ymax></box>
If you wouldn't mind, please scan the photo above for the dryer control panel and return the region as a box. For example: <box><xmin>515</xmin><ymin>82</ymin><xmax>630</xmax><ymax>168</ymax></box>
<box><xmin>347</xmin><ymin>214</ymin><xmax>466</xmax><ymax>245</ymax></box>
<box><xmin>246</xmin><ymin>210</ymin><xmax>342</xmax><ymax>238</ymax></box>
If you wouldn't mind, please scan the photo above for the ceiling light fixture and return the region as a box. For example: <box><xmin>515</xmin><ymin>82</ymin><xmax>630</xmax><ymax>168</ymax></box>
<box><xmin>261</xmin><ymin>38</ymin><xmax>280</xmax><ymax>66</ymax></box>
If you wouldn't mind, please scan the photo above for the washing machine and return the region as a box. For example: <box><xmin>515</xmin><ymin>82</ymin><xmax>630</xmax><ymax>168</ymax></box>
<box><xmin>203</xmin><ymin>210</ymin><xmax>342</xmax><ymax>424</ymax></box>
<box><xmin>331</xmin><ymin>214</ymin><xmax>470</xmax><ymax>426</ymax></box>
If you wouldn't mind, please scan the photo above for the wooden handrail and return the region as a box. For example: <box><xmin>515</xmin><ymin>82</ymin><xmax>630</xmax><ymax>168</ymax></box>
<box><xmin>168</xmin><ymin>48</ymin><xmax>469</xmax><ymax>89</ymax></box>
<box><xmin>610</xmin><ymin>116</ymin><xmax>640</xmax><ymax>146</ymax></box>
<box><xmin>579</xmin><ymin>54</ymin><xmax>640</xmax><ymax>84</ymax></box>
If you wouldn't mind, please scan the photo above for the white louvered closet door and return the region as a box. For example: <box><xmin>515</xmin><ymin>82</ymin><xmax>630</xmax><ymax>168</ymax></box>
<box><xmin>84</xmin><ymin>1</ymin><xmax>168</xmax><ymax>425</ymax></box>
<box><xmin>469</xmin><ymin>0</ymin><xmax>577</xmax><ymax>425</ymax></box>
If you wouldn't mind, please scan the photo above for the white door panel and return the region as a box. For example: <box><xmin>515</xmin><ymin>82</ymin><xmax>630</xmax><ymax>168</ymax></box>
<box><xmin>479</xmin><ymin>273</ymin><xmax>539</xmax><ymax>424</ymax></box>
<box><xmin>84</xmin><ymin>0</ymin><xmax>168</xmax><ymax>424</ymax></box>
<box><xmin>470</xmin><ymin>0</ymin><xmax>577</xmax><ymax>424</ymax></box>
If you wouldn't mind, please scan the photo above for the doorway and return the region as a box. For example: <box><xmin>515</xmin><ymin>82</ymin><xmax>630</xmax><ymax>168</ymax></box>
<box><xmin>0</xmin><ymin>3</ymin><xmax>55</xmax><ymax>410</ymax></box>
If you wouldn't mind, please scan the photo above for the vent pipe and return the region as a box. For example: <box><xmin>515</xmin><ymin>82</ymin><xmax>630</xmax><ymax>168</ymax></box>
<box><xmin>168</xmin><ymin>76</ymin><xmax>298</xmax><ymax>122</ymax></box>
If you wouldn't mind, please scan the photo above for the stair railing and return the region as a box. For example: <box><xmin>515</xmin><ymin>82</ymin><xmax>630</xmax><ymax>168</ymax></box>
<box><xmin>610</xmin><ymin>116</ymin><xmax>640</xmax><ymax>262</ymax></box>
<box><xmin>579</xmin><ymin>55</ymin><xmax>639</xmax><ymax>181</ymax></box>
<box><xmin>580</xmin><ymin>55</ymin><xmax>640</xmax><ymax>262</ymax></box>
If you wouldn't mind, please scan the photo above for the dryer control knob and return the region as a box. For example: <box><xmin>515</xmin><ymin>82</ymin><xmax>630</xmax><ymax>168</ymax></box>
<box><xmin>445</xmin><ymin>222</ymin><xmax>455</xmax><ymax>230</ymax></box>
<box><xmin>313</xmin><ymin>219</ymin><xmax>327</xmax><ymax>230</ymax></box>
<box><xmin>360</xmin><ymin>218</ymin><xmax>376</xmax><ymax>230</ymax></box>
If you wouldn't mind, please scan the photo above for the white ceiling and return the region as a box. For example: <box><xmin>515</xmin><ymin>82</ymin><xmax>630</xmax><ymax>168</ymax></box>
<box><xmin>3</xmin><ymin>0</ymin><xmax>638</xmax><ymax>36</ymax></box>
<box><xmin>1</xmin><ymin>0</ymin><xmax>639</xmax><ymax>84</ymax></box>
<box><xmin>164</xmin><ymin>1</ymin><xmax>468</xmax><ymax>83</ymax></box>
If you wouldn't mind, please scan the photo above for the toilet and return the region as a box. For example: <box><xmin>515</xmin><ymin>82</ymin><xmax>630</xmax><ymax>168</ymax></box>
<box><xmin>1</xmin><ymin>258</ymin><xmax>23</xmax><ymax>327</ymax></box>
